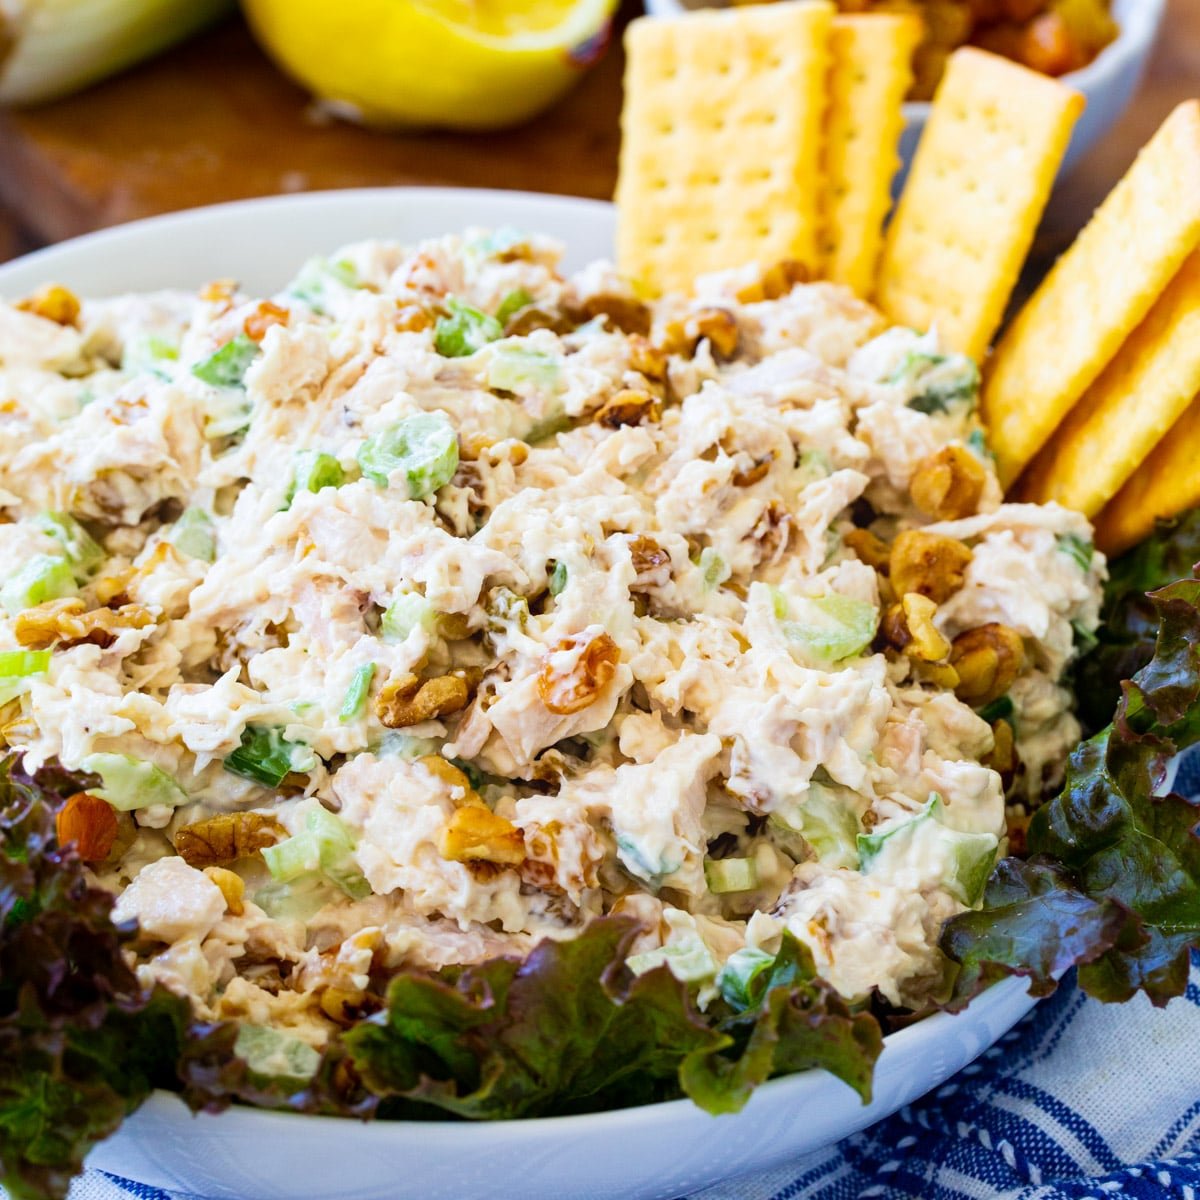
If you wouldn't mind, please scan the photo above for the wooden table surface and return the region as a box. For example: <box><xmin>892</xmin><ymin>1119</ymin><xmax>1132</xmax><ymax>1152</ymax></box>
<box><xmin>0</xmin><ymin>0</ymin><xmax>1195</xmax><ymax>263</ymax></box>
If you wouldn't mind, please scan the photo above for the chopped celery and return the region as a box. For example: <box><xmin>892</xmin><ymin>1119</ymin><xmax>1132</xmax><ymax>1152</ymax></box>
<box><xmin>1057</xmin><ymin>533</ymin><xmax>1094</xmax><ymax>572</ymax></box>
<box><xmin>966</xmin><ymin>427</ymin><xmax>994</xmax><ymax>461</ymax></box>
<box><xmin>80</xmin><ymin>753</ymin><xmax>186</xmax><ymax>812</ymax></box>
<box><xmin>234</xmin><ymin>1023</ymin><xmax>320</xmax><ymax>1084</ymax></box>
<box><xmin>486</xmin><ymin>345</ymin><xmax>560</xmax><ymax>394</ymax></box>
<box><xmin>285</xmin><ymin>257</ymin><xmax>358</xmax><ymax>314</ymax></box>
<box><xmin>0</xmin><ymin>555</ymin><xmax>76</xmax><ymax>616</ymax></box>
<box><xmin>770</xmin><ymin>587</ymin><xmax>878</xmax><ymax>664</ymax></box>
<box><xmin>523</xmin><ymin>410</ymin><xmax>572</xmax><ymax>445</ymax></box>
<box><xmin>435</xmin><ymin>298</ymin><xmax>503</xmax><ymax>358</ymax></box>
<box><xmin>192</xmin><ymin>333</ymin><xmax>260</xmax><ymax>389</ymax></box>
<box><xmin>0</xmin><ymin>648</ymin><xmax>51</xmax><ymax>706</ymax></box>
<box><xmin>770</xmin><ymin>783</ymin><xmax>861</xmax><ymax>870</ymax></box>
<box><xmin>339</xmin><ymin>663</ymin><xmax>375</xmax><ymax>723</ymax></box>
<box><xmin>978</xmin><ymin>694</ymin><xmax>1014</xmax><ymax>725</ymax></box>
<box><xmin>486</xmin><ymin>586</ymin><xmax>529</xmax><ymax>632</ymax></box>
<box><xmin>716</xmin><ymin>946</ymin><xmax>777</xmax><ymax>1011</ymax></box>
<box><xmin>375</xmin><ymin>731</ymin><xmax>442</xmax><ymax>758</ymax></box>
<box><xmin>615</xmin><ymin>835</ymin><xmax>675</xmax><ymax>884</ymax></box>
<box><xmin>857</xmin><ymin>795</ymin><xmax>998</xmax><ymax>907</ymax></box>
<box><xmin>627</xmin><ymin>933</ymin><xmax>716</xmax><ymax>984</ymax></box>
<box><xmin>285</xmin><ymin>450</ymin><xmax>345</xmax><ymax>506</ymax></box>
<box><xmin>548</xmin><ymin>560</ymin><xmax>568</xmax><ymax>596</ymax></box>
<box><xmin>697</xmin><ymin>547</ymin><xmax>729</xmax><ymax>590</ymax></box>
<box><xmin>795</xmin><ymin>449</ymin><xmax>831</xmax><ymax>485</ymax></box>
<box><xmin>704</xmin><ymin>857</ymin><xmax>759</xmax><ymax>894</ymax></box>
<box><xmin>224</xmin><ymin>725</ymin><xmax>317</xmax><ymax>788</ymax></box>
<box><xmin>467</xmin><ymin>227</ymin><xmax>529</xmax><ymax>260</ymax></box>
<box><xmin>889</xmin><ymin>350</ymin><xmax>979</xmax><ymax>414</ymax></box>
<box><xmin>122</xmin><ymin>334</ymin><xmax>178</xmax><ymax>379</ymax></box>
<box><xmin>33</xmin><ymin>512</ymin><xmax>104</xmax><ymax>577</ymax></box>
<box><xmin>253</xmin><ymin>875</ymin><xmax>334</xmax><ymax>921</ymax></box>
<box><xmin>495</xmin><ymin>287</ymin><xmax>534</xmax><ymax>324</ymax></box>
<box><xmin>262</xmin><ymin>806</ymin><xmax>370</xmax><ymax>901</ymax></box>
<box><xmin>357</xmin><ymin>412</ymin><xmax>459</xmax><ymax>497</ymax></box>
<box><xmin>448</xmin><ymin>756</ymin><xmax>484</xmax><ymax>790</ymax></box>
<box><xmin>167</xmin><ymin>508</ymin><xmax>216</xmax><ymax>562</ymax></box>
<box><xmin>381</xmin><ymin>591</ymin><xmax>436</xmax><ymax>642</ymax></box>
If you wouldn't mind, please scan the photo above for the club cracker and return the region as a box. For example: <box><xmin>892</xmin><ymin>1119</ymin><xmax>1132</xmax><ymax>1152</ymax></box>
<box><xmin>983</xmin><ymin>100</ymin><xmax>1200</xmax><ymax>488</ymax></box>
<box><xmin>875</xmin><ymin>47</ymin><xmax>1083</xmax><ymax>364</ymax></box>
<box><xmin>1018</xmin><ymin>249</ymin><xmax>1200</xmax><ymax>516</ymax></box>
<box><xmin>1093</xmin><ymin>395</ymin><xmax>1200</xmax><ymax>557</ymax></box>
<box><xmin>820</xmin><ymin>13</ymin><xmax>922</xmax><ymax>296</ymax></box>
<box><xmin>615</xmin><ymin>2</ymin><xmax>833</xmax><ymax>296</ymax></box>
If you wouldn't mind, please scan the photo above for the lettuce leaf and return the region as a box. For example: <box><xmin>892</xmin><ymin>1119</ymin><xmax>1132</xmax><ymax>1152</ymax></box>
<box><xmin>1075</xmin><ymin>508</ymin><xmax>1200</xmax><ymax>731</ymax></box>
<box><xmin>942</xmin><ymin>576</ymin><xmax>1200</xmax><ymax>1006</ymax></box>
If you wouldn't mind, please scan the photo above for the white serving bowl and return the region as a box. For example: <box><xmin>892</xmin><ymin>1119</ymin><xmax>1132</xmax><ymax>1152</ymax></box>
<box><xmin>640</xmin><ymin>0</ymin><xmax>1165</xmax><ymax>177</ymax></box>
<box><xmin>0</xmin><ymin>188</ymin><xmax>1037</xmax><ymax>1200</ymax></box>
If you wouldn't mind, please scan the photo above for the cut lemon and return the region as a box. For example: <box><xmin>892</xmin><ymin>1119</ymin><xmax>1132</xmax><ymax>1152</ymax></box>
<box><xmin>240</xmin><ymin>0</ymin><xmax>618</xmax><ymax>131</ymax></box>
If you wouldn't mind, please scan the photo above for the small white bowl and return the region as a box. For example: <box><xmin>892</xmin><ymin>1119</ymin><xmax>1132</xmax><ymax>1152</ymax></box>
<box><xmin>640</xmin><ymin>0</ymin><xmax>1165</xmax><ymax>177</ymax></box>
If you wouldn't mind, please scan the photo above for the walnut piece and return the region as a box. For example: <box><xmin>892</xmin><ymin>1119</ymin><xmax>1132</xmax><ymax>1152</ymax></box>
<box><xmin>537</xmin><ymin>632</ymin><xmax>620</xmax><ymax>715</ymax></box>
<box><xmin>910</xmin><ymin>445</ymin><xmax>987</xmax><ymax>520</ymax></box>
<box><xmin>596</xmin><ymin>389</ymin><xmax>661</xmax><ymax>429</ymax></box>
<box><xmin>883</xmin><ymin>593</ymin><xmax>952</xmax><ymax>662</ymax></box>
<box><xmin>14</xmin><ymin>598</ymin><xmax>157</xmax><ymax>650</ymax></box>
<box><xmin>16</xmin><ymin>284</ymin><xmax>81</xmax><ymax>327</ymax></box>
<box><xmin>439</xmin><ymin>803</ymin><xmax>525</xmax><ymax>866</ymax></box>
<box><xmin>733</xmin><ymin>259</ymin><xmax>809</xmax><ymax>303</ymax></box>
<box><xmin>844</xmin><ymin>528</ymin><xmax>892</xmax><ymax>571</ymax></box>
<box><xmin>662</xmin><ymin>307</ymin><xmax>739</xmax><ymax>359</ymax></box>
<box><xmin>375</xmin><ymin>672</ymin><xmax>471</xmax><ymax>728</ymax></box>
<box><xmin>950</xmin><ymin>623</ymin><xmax>1026</xmax><ymax>706</ymax></box>
<box><xmin>55</xmin><ymin>792</ymin><xmax>118</xmax><ymax>862</ymax></box>
<box><xmin>174</xmin><ymin>811</ymin><xmax>286</xmax><ymax>867</ymax></box>
<box><xmin>203</xmin><ymin>866</ymin><xmax>246</xmax><ymax>916</ymax></box>
<box><xmin>889</xmin><ymin>531</ymin><xmax>973</xmax><ymax>604</ymax></box>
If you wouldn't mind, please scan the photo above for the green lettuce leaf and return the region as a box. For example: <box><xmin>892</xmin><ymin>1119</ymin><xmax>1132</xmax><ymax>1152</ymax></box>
<box><xmin>942</xmin><ymin>576</ymin><xmax>1200</xmax><ymax>1007</ymax></box>
<box><xmin>1075</xmin><ymin>508</ymin><xmax>1200</xmax><ymax>731</ymax></box>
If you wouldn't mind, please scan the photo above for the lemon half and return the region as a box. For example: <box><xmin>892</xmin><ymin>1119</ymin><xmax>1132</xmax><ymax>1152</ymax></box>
<box><xmin>241</xmin><ymin>0</ymin><xmax>619</xmax><ymax>131</ymax></box>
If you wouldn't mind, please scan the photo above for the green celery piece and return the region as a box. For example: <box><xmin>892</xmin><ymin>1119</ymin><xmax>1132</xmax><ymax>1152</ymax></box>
<box><xmin>339</xmin><ymin>664</ymin><xmax>376</xmax><ymax>723</ymax></box>
<box><xmin>224</xmin><ymin>725</ymin><xmax>316</xmax><ymax>788</ymax></box>
<box><xmin>704</xmin><ymin>857</ymin><xmax>758</xmax><ymax>894</ymax></box>
<box><xmin>32</xmin><ymin>513</ymin><xmax>104</xmax><ymax>577</ymax></box>
<box><xmin>263</xmin><ymin>806</ymin><xmax>369</xmax><ymax>901</ymax></box>
<box><xmin>495</xmin><ymin>287</ymin><xmax>534</xmax><ymax>325</ymax></box>
<box><xmin>0</xmin><ymin>649</ymin><xmax>51</xmax><ymax>706</ymax></box>
<box><xmin>772</xmin><ymin>587</ymin><xmax>879</xmax><ymax>664</ymax></box>
<box><xmin>286</xmin><ymin>450</ymin><xmax>345</xmax><ymax>506</ymax></box>
<box><xmin>698</xmin><ymin>547</ymin><xmax>730</xmax><ymax>590</ymax></box>
<box><xmin>168</xmin><ymin>508</ymin><xmax>216</xmax><ymax>563</ymax></box>
<box><xmin>234</xmin><ymin>1024</ymin><xmax>320</xmax><ymax>1086</ymax></box>
<box><xmin>357</xmin><ymin>412</ymin><xmax>459</xmax><ymax>497</ymax></box>
<box><xmin>192</xmin><ymin>333</ymin><xmax>260</xmax><ymax>388</ymax></box>
<box><xmin>122</xmin><ymin>333</ymin><xmax>179</xmax><ymax>379</ymax></box>
<box><xmin>770</xmin><ymin>783</ymin><xmax>861</xmax><ymax>870</ymax></box>
<box><xmin>716</xmin><ymin>946</ymin><xmax>778</xmax><ymax>1011</ymax></box>
<box><xmin>978</xmin><ymin>694</ymin><xmax>1015</xmax><ymax>725</ymax></box>
<box><xmin>381</xmin><ymin>591</ymin><xmax>436</xmax><ymax>642</ymax></box>
<box><xmin>889</xmin><ymin>350</ymin><xmax>979</xmax><ymax>414</ymax></box>
<box><xmin>253</xmin><ymin>874</ymin><xmax>335</xmax><ymax>921</ymax></box>
<box><xmin>0</xmin><ymin>555</ymin><xmax>76</xmax><ymax>616</ymax></box>
<box><xmin>80</xmin><ymin>753</ymin><xmax>186</xmax><ymax>812</ymax></box>
<box><xmin>966</xmin><ymin>427</ymin><xmax>995</xmax><ymax>462</ymax></box>
<box><xmin>435</xmin><ymin>298</ymin><xmax>503</xmax><ymax>358</ymax></box>
<box><xmin>548</xmin><ymin>560</ymin><xmax>568</xmax><ymax>596</ymax></box>
<box><xmin>627</xmin><ymin>933</ymin><xmax>717</xmax><ymax>984</ymax></box>
<box><xmin>285</xmin><ymin>256</ymin><xmax>358</xmax><ymax>314</ymax></box>
<box><xmin>1057</xmin><ymin>533</ymin><xmax>1095</xmax><ymax>572</ymax></box>
<box><xmin>486</xmin><ymin>345</ymin><xmax>559</xmax><ymax>393</ymax></box>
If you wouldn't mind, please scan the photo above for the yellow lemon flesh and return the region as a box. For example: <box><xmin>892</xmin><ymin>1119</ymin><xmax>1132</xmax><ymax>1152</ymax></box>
<box><xmin>241</xmin><ymin>0</ymin><xmax>619</xmax><ymax>131</ymax></box>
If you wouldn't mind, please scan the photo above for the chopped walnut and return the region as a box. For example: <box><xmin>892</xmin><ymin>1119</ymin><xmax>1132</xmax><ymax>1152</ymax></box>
<box><xmin>537</xmin><ymin>632</ymin><xmax>620</xmax><ymax>715</ymax></box>
<box><xmin>596</xmin><ymin>389</ymin><xmax>661</xmax><ymax>428</ymax></box>
<box><xmin>910</xmin><ymin>445</ymin><xmax>987</xmax><ymax>520</ymax></box>
<box><xmin>375</xmin><ymin>672</ymin><xmax>471</xmax><ymax>728</ymax></box>
<box><xmin>505</xmin><ymin>306</ymin><xmax>572</xmax><ymax>336</ymax></box>
<box><xmin>628</xmin><ymin>335</ymin><xmax>668</xmax><ymax>381</ymax></box>
<box><xmin>573</xmin><ymin>293</ymin><xmax>651</xmax><ymax>336</ymax></box>
<box><xmin>950</xmin><ymin>624</ymin><xmax>1026</xmax><ymax>706</ymax></box>
<box><xmin>845</xmin><ymin>528</ymin><xmax>891</xmax><ymax>571</ymax></box>
<box><xmin>174</xmin><ymin>811</ymin><xmax>287</xmax><ymax>867</ymax></box>
<box><xmin>439</xmin><ymin>803</ymin><xmax>525</xmax><ymax>866</ymax></box>
<box><xmin>417</xmin><ymin>754</ymin><xmax>478</xmax><ymax>800</ymax></box>
<box><xmin>889</xmin><ymin>531</ymin><xmax>973</xmax><ymax>604</ymax></box>
<box><xmin>203</xmin><ymin>866</ymin><xmax>246</xmax><ymax>916</ymax></box>
<box><xmin>662</xmin><ymin>307</ymin><xmax>739</xmax><ymax>359</ymax></box>
<box><xmin>731</xmin><ymin>453</ymin><xmax>775</xmax><ymax>488</ymax></box>
<box><xmin>14</xmin><ymin>597</ymin><xmax>157</xmax><ymax>651</ymax></box>
<box><xmin>883</xmin><ymin>593</ymin><xmax>951</xmax><ymax>662</ymax></box>
<box><xmin>16</xmin><ymin>283</ymin><xmax>81</xmax><ymax>327</ymax></box>
<box><xmin>733</xmin><ymin>259</ymin><xmax>809</xmax><ymax>303</ymax></box>
<box><xmin>55</xmin><ymin>792</ymin><xmax>118</xmax><ymax>862</ymax></box>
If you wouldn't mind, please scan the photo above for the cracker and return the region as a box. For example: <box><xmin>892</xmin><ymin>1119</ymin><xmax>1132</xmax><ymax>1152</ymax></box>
<box><xmin>875</xmin><ymin>47</ymin><xmax>1083</xmax><ymax>364</ymax></box>
<box><xmin>1093</xmin><ymin>395</ymin><xmax>1200</xmax><ymax>557</ymax></box>
<box><xmin>615</xmin><ymin>2</ymin><xmax>834</xmax><ymax>296</ymax></box>
<box><xmin>983</xmin><ymin>100</ymin><xmax>1200</xmax><ymax>488</ymax></box>
<box><xmin>1018</xmin><ymin>249</ymin><xmax>1200</xmax><ymax>516</ymax></box>
<box><xmin>820</xmin><ymin>13</ymin><xmax>922</xmax><ymax>297</ymax></box>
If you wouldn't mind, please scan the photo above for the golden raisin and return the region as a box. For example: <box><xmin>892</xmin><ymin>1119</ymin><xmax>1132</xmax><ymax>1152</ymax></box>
<box><xmin>845</xmin><ymin>528</ymin><xmax>892</xmax><ymax>571</ymax></box>
<box><xmin>731</xmin><ymin>454</ymin><xmax>774</xmax><ymax>488</ymax></box>
<box><xmin>243</xmin><ymin>300</ymin><xmax>290</xmax><ymax>342</ymax></box>
<box><xmin>629</xmin><ymin>535</ymin><xmax>670</xmax><ymax>576</ymax></box>
<box><xmin>537</xmin><ymin>632</ymin><xmax>620</xmax><ymax>715</ymax></box>
<box><xmin>16</xmin><ymin>284</ymin><xmax>81</xmax><ymax>327</ymax></box>
<box><xmin>203</xmin><ymin>866</ymin><xmax>246</xmax><ymax>916</ymax></box>
<box><xmin>984</xmin><ymin>719</ymin><xmax>1019</xmax><ymax>792</ymax></box>
<box><xmin>950</xmin><ymin>624</ymin><xmax>1026</xmax><ymax>706</ymax></box>
<box><xmin>910</xmin><ymin>445</ymin><xmax>987</xmax><ymax>520</ymax></box>
<box><xmin>439</xmin><ymin>803</ymin><xmax>525</xmax><ymax>865</ymax></box>
<box><xmin>55</xmin><ymin>792</ymin><xmax>118</xmax><ymax>863</ymax></box>
<box><xmin>174</xmin><ymin>811</ymin><xmax>286</xmax><ymax>867</ymax></box>
<box><xmin>890</xmin><ymin>531</ymin><xmax>973</xmax><ymax>604</ymax></box>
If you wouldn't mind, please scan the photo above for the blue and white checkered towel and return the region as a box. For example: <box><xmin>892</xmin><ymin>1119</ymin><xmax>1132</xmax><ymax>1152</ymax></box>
<box><xmin>34</xmin><ymin>750</ymin><xmax>1200</xmax><ymax>1200</ymax></box>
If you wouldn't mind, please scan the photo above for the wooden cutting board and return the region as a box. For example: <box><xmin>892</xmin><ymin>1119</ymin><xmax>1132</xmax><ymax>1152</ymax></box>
<box><xmin>0</xmin><ymin>11</ymin><xmax>627</xmax><ymax>245</ymax></box>
<box><xmin>0</xmin><ymin>0</ymin><xmax>1195</xmax><ymax>254</ymax></box>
